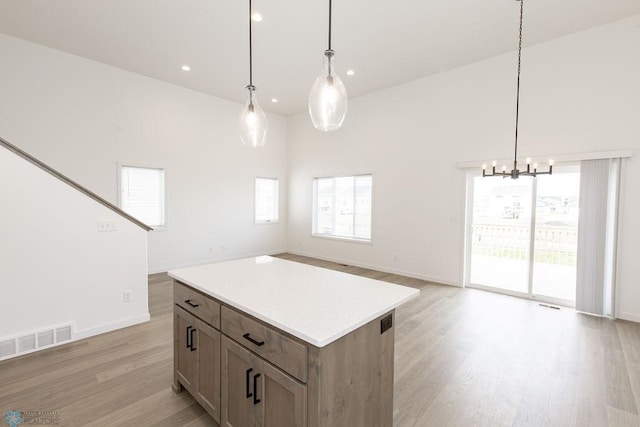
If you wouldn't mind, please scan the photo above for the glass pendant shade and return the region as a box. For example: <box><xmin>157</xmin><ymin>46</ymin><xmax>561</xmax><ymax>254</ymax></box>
<box><xmin>239</xmin><ymin>88</ymin><xmax>268</xmax><ymax>147</ymax></box>
<box><xmin>308</xmin><ymin>50</ymin><xmax>348</xmax><ymax>132</ymax></box>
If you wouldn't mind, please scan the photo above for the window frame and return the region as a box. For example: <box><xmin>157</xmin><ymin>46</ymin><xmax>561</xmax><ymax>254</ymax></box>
<box><xmin>311</xmin><ymin>173</ymin><xmax>373</xmax><ymax>244</ymax></box>
<box><xmin>254</xmin><ymin>176</ymin><xmax>280</xmax><ymax>225</ymax></box>
<box><xmin>117</xmin><ymin>162</ymin><xmax>167</xmax><ymax>230</ymax></box>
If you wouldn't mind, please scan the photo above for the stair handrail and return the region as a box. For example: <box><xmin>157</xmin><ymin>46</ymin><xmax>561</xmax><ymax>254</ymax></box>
<box><xmin>0</xmin><ymin>136</ymin><xmax>153</xmax><ymax>231</ymax></box>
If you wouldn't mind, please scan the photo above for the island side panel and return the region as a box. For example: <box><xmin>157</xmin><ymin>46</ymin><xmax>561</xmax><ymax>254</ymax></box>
<box><xmin>307</xmin><ymin>310</ymin><xmax>395</xmax><ymax>427</ymax></box>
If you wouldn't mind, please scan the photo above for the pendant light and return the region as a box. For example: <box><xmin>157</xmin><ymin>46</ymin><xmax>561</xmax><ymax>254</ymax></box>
<box><xmin>308</xmin><ymin>0</ymin><xmax>348</xmax><ymax>131</ymax></box>
<box><xmin>483</xmin><ymin>0</ymin><xmax>552</xmax><ymax>179</ymax></box>
<box><xmin>239</xmin><ymin>0</ymin><xmax>268</xmax><ymax>147</ymax></box>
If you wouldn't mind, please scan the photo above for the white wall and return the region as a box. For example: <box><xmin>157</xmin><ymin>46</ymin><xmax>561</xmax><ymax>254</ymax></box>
<box><xmin>0</xmin><ymin>146</ymin><xmax>149</xmax><ymax>342</ymax></box>
<box><xmin>2</xmin><ymin>15</ymin><xmax>640</xmax><ymax>323</ymax></box>
<box><xmin>0</xmin><ymin>34</ymin><xmax>288</xmax><ymax>273</ymax></box>
<box><xmin>287</xmin><ymin>16</ymin><xmax>640</xmax><ymax>321</ymax></box>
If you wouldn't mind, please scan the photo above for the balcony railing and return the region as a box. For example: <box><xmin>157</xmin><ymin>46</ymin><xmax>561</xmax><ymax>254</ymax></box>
<box><xmin>472</xmin><ymin>223</ymin><xmax>577</xmax><ymax>266</ymax></box>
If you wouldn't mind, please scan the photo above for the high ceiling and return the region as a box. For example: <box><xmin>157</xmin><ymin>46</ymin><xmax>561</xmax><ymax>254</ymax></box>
<box><xmin>1</xmin><ymin>0</ymin><xmax>639</xmax><ymax>116</ymax></box>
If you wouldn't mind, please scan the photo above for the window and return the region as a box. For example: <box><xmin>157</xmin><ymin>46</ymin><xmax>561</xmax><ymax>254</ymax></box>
<box><xmin>312</xmin><ymin>174</ymin><xmax>372</xmax><ymax>241</ymax></box>
<box><xmin>255</xmin><ymin>177</ymin><xmax>279</xmax><ymax>223</ymax></box>
<box><xmin>119</xmin><ymin>165</ymin><xmax>166</xmax><ymax>228</ymax></box>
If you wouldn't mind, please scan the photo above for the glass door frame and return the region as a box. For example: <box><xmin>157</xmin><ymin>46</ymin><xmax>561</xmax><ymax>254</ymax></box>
<box><xmin>463</xmin><ymin>169</ymin><xmax>577</xmax><ymax>308</ymax></box>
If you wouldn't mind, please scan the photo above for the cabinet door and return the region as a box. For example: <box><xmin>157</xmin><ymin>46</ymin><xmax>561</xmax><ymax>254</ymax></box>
<box><xmin>221</xmin><ymin>336</ymin><xmax>258</xmax><ymax>427</ymax></box>
<box><xmin>256</xmin><ymin>358</ymin><xmax>307</xmax><ymax>427</ymax></box>
<box><xmin>174</xmin><ymin>307</ymin><xmax>198</xmax><ymax>392</ymax></box>
<box><xmin>195</xmin><ymin>318</ymin><xmax>221</xmax><ymax>424</ymax></box>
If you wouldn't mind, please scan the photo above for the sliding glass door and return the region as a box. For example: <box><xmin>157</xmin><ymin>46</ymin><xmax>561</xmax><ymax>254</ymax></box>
<box><xmin>469</xmin><ymin>177</ymin><xmax>533</xmax><ymax>293</ymax></box>
<box><xmin>531</xmin><ymin>171</ymin><xmax>580</xmax><ymax>301</ymax></box>
<box><xmin>467</xmin><ymin>165</ymin><xmax>580</xmax><ymax>306</ymax></box>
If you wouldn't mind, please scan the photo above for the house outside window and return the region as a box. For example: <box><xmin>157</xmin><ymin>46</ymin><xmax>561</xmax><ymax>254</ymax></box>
<box><xmin>312</xmin><ymin>174</ymin><xmax>372</xmax><ymax>242</ymax></box>
<box><xmin>255</xmin><ymin>177</ymin><xmax>279</xmax><ymax>223</ymax></box>
<box><xmin>119</xmin><ymin>164</ymin><xmax>166</xmax><ymax>229</ymax></box>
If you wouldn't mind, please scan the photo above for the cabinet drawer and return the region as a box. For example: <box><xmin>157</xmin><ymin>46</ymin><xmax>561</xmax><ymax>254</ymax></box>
<box><xmin>222</xmin><ymin>306</ymin><xmax>308</xmax><ymax>383</ymax></box>
<box><xmin>174</xmin><ymin>281</ymin><xmax>220</xmax><ymax>329</ymax></box>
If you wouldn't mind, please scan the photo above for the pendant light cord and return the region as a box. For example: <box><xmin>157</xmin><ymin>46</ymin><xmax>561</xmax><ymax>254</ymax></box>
<box><xmin>328</xmin><ymin>0</ymin><xmax>332</xmax><ymax>50</ymax></box>
<box><xmin>513</xmin><ymin>0</ymin><xmax>524</xmax><ymax>166</ymax></box>
<box><xmin>249</xmin><ymin>0</ymin><xmax>253</xmax><ymax>88</ymax></box>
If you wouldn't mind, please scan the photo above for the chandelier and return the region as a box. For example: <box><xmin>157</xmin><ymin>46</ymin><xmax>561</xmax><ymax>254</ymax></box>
<box><xmin>483</xmin><ymin>0</ymin><xmax>552</xmax><ymax>179</ymax></box>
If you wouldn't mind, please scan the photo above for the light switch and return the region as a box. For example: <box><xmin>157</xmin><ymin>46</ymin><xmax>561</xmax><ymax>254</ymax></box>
<box><xmin>98</xmin><ymin>220</ymin><xmax>117</xmax><ymax>232</ymax></box>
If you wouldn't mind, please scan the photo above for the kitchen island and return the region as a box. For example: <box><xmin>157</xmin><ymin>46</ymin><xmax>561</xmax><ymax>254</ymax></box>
<box><xmin>169</xmin><ymin>255</ymin><xmax>419</xmax><ymax>427</ymax></box>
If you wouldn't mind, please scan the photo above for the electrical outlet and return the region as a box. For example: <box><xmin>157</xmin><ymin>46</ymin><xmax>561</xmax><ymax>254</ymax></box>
<box><xmin>98</xmin><ymin>220</ymin><xmax>117</xmax><ymax>232</ymax></box>
<box><xmin>380</xmin><ymin>314</ymin><xmax>393</xmax><ymax>334</ymax></box>
<box><xmin>123</xmin><ymin>291</ymin><xmax>132</xmax><ymax>303</ymax></box>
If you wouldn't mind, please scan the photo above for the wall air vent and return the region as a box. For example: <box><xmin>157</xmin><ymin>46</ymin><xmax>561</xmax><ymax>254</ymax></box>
<box><xmin>38</xmin><ymin>330</ymin><xmax>55</xmax><ymax>347</ymax></box>
<box><xmin>0</xmin><ymin>323</ymin><xmax>73</xmax><ymax>361</ymax></box>
<box><xmin>0</xmin><ymin>339</ymin><xmax>16</xmax><ymax>358</ymax></box>
<box><xmin>56</xmin><ymin>325</ymin><xmax>72</xmax><ymax>343</ymax></box>
<box><xmin>18</xmin><ymin>334</ymin><xmax>36</xmax><ymax>353</ymax></box>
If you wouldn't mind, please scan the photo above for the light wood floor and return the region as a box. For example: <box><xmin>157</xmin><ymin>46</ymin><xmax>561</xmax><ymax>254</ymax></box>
<box><xmin>1</xmin><ymin>253</ymin><xmax>639</xmax><ymax>426</ymax></box>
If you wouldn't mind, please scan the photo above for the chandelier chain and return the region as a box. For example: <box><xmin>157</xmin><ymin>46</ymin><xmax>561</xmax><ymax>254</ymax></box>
<box><xmin>513</xmin><ymin>0</ymin><xmax>524</xmax><ymax>165</ymax></box>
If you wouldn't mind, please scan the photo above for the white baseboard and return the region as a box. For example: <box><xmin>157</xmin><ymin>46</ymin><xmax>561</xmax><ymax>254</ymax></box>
<box><xmin>286</xmin><ymin>249</ymin><xmax>461</xmax><ymax>288</ymax></box>
<box><xmin>618</xmin><ymin>312</ymin><xmax>640</xmax><ymax>323</ymax></box>
<box><xmin>0</xmin><ymin>314</ymin><xmax>150</xmax><ymax>362</ymax></box>
<box><xmin>148</xmin><ymin>249</ymin><xmax>288</xmax><ymax>274</ymax></box>
<box><xmin>74</xmin><ymin>313</ymin><xmax>150</xmax><ymax>341</ymax></box>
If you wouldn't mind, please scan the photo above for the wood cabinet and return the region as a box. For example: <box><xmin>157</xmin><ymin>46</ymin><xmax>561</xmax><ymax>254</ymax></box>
<box><xmin>174</xmin><ymin>307</ymin><xmax>197</xmax><ymax>391</ymax></box>
<box><xmin>221</xmin><ymin>335</ymin><xmax>306</xmax><ymax>427</ymax></box>
<box><xmin>194</xmin><ymin>317</ymin><xmax>221</xmax><ymax>420</ymax></box>
<box><xmin>173</xmin><ymin>280</ymin><xmax>395</xmax><ymax>427</ymax></box>
<box><xmin>173</xmin><ymin>291</ymin><xmax>221</xmax><ymax>424</ymax></box>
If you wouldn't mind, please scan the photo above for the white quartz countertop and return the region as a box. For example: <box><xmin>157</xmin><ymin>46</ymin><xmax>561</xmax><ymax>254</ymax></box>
<box><xmin>168</xmin><ymin>256</ymin><xmax>420</xmax><ymax>347</ymax></box>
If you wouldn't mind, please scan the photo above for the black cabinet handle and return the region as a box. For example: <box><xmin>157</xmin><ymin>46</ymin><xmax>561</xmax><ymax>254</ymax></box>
<box><xmin>253</xmin><ymin>373</ymin><xmax>261</xmax><ymax>405</ymax></box>
<box><xmin>245</xmin><ymin>368</ymin><xmax>253</xmax><ymax>398</ymax></box>
<box><xmin>243</xmin><ymin>333</ymin><xmax>265</xmax><ymax>347</ymax></box>
<box><xmin>186</xmin><ymin>326</ymin><xmax>192</xmax><ymax>349</ymax></box>
<box><xmin>184</xmin><ymin>299</ymin><xmax>199</xmax><ymax>308</ymax></box>
<box><xmin>189</xmin><ymin>327</ymin><xmax>197</xmax><ymax>351</ymax></box>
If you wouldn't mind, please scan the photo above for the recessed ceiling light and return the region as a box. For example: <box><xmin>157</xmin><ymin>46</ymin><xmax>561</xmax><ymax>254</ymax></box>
<box><xmin>271</xmin><ymin>98</ymin><xmax>278</xmax><ymax>103</ymax></box>
<box><xmin>346</xmin><ymin>69</ymin><xmax>355</xmax><ymax>76</ymax></box>
<box><xmin>181</xmin><ymin>65</ymin><xmax>191</xmax><ymax>71</ymax></box>
<box><xmin>252</xmin><ymin>13</ymin><xmax>263</xmax><ymax>22</ymax></box>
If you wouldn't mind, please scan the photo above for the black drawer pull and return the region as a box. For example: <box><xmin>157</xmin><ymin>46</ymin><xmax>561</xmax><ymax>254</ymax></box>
<box><xmin>184</xmin><ymin>299</ymin><xmax>199</xmax><ymax>308</ymax></box>
<box><xmin>253</xmin><ymin>373</ymin><xmax>261</xmax><ymax>405</ymax></box>
<box><xmin>186</xmin><ymin>326</ymin><xmax>192</xmax><ymax>349</ymax></box>
<box><xmin>245</xmin><ymin>368</ymin><xmax>253</xmax><ymax>398</ymax></box>
<box><xmin>189</xmin><ymin>327</ymin><xmax>197</xmax><ymax>351</ymax></box>
<box><xmin>243</xmin><ymin>333</ymin><xmax>265</xmax><ymax>347</ymax></box>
